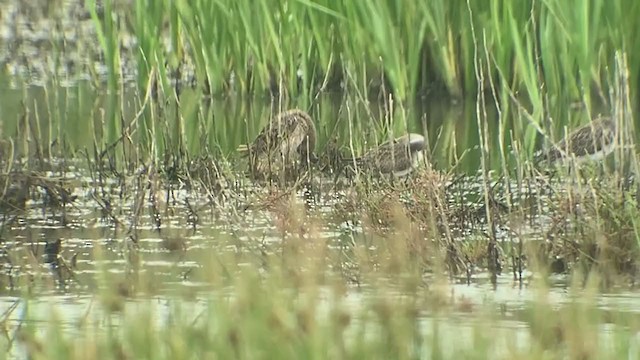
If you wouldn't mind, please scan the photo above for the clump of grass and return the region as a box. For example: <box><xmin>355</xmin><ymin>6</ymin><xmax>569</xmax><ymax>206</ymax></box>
<box><xmin>405</xmin><ymin>170</ymin><xmax>452</xmax><ymax>228</ymax></box>
<box><xmin>538</xmin><ymin>176</ymin><xmax>640</xmax><ymax>282</ymax></box>
<box><xmin>68</xmin><ymin>0</ymin><xmax>639</xmax><ymax>103</ymax></box>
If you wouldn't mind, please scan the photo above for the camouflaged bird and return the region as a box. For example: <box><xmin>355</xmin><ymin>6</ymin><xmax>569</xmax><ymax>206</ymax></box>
<box><xmin>243</xmin><ymin>109</ymin><xmax>317</xmax><ymax>178</ymax></box>
<box><xmin>536</xmin><ymin>116</ymin><xmax>616</xmax><ymax>165</ymax></box>
<box><xmin>352</xmin><ymin>133</ymin><xmax>426</xmax><ymax>177</ymax></box>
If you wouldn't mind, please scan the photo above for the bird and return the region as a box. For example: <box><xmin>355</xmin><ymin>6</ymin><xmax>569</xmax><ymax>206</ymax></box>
<box><xmin>240</xmin><ymin>109</ymin><xmax>317</xmax><ymax>179</ymax></box>
<box><xmin>535</xmin><ymin>116</ymin><xmax>616</xmax><ymax>165</ymax></box>
<box><xmin>347</xmin><ymin>133</ymin><xmax>426</xmax><ymax>177</ymax></box>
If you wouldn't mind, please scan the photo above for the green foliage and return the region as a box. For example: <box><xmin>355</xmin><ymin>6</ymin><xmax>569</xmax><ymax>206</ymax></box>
<box><xmin>107</xmin><ymin>0</ymin><xmax>640</xmax><ymax>105</ymax></box>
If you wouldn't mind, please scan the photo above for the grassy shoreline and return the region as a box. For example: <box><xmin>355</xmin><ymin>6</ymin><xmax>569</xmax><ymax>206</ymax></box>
<box><xmin>0</xmin><ymin>1</ymin><xmax>639</xmax><ymax>357</ymax></box>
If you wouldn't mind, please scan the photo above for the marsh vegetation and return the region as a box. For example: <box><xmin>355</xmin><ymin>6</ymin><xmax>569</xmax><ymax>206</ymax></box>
<box><xmin>0</xmin><ymin>0</ymin><xmax>639</xmax><ymax>358</ymax></box>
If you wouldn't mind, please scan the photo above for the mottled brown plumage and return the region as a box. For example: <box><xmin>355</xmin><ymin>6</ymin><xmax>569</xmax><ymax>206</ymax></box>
<box><xmin>356</xmin><ymin>133</ymin><xmax>426</xmax><ymax>177</ymax></box>
<box><xmin>246</xmin><ymin>109</ymin><xmax>317</xmax><ymax>177</ymax></box>
<box><xmin>537</xmin><ymin>116</ymin><xmax>616</xmax><ymax>164</ymax></box>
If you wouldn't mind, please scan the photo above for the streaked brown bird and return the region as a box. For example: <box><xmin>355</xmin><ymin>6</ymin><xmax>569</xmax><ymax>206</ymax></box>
<box><xmin>241</xmin><ymin>109</ymin><xmax>317</xmax><ymax>179</ymax></box>
<box><xmin>536</xmin><ymin>116</ymin><xmax>616</xmax><ymax>165</ymax></box>
<box><xmin>350</xmin><ymin>133</ymin><xmax>426</xmax><ymax>177</ymax></box>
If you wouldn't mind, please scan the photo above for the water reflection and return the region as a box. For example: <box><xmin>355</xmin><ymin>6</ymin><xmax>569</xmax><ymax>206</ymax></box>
<box><xmin>3</xmin><ymin>275</ymin><xmax>640</xmax><ymax>358</ymax></box>
<box><xmin>0</xmin><ymin>80</ymin><xmax>637</xmax><ymax>358</ymax></box>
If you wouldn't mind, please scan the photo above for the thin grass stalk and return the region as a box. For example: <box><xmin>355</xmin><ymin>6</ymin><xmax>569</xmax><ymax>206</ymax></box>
<box><xmin>423</xmin><ymin>0</ymin><xmax>462</xmax><ymax>97</ymax></box>
<box><xmin>131</xmin><ymin>0</ymin><xmax>170</xmax><ymax>157</ymax></box>
<box><xmin>87</xmin><ymin>0</ymin><xmax>121</xmax><ymax>145</ymax></box>
<box><xmin>87</xmin><ymin>0</ymin><xmax>119</xmax><ymax>93</ymax></box>
<box><xmin>467</xmin><ymin>0</ymin><xmax>499</xmax><ymax>286</ymax></box>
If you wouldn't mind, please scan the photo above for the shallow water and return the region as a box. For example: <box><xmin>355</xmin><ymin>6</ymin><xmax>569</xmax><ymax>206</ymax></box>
<box><xmin>0</xmin><ymin>91</ymin><xmax>636</xmax><ymax>357</ymax></box>
<box><xmin>1</xmin><ymin>1</ymin><xmax>639</xmax><ymax>357</ymax></box>
<box><xmin>2</xmin><ymin>273</ymin><xmax>640</xmax><ymax>358</ymax></box>
<box><xmin>0</xmin><ymin>112</ymin><xmax>636</xmax><ymax>352</ymax></box>
<box><xmin>0</xmin><ymin>161</ymin><xmax>638</xmax><ymax>356</ymax></box>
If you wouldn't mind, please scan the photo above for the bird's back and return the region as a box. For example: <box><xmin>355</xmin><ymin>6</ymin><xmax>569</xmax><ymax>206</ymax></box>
<box><xmin>247</xmin><ymin>109</ymin><xmax>316</xmax><ymax>178</ymax></box>
<box><xmin>249</xmin><ymin>109</ymin><xmax>315</xmax><ymax>157</ymax></box>
<box><xmin>537</xmin><ymin>116</ymin><xmax>615</xmax><ymax>164</ymax></box>
<box><xmin>360</xmin><ymin>133</ymin><xmax>424</xmax><ymax>175</ymax></box>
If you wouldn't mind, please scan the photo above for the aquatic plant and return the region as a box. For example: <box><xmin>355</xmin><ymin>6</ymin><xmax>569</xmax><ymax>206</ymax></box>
<box><xmin>103</xmin><ymin>0</ymin><xmax>640</xmax><ymax>105</ymax></box>
<box><xmin>1</xmin><ymin>3</ymin><xmax>640</xmax><ymax>358</ymax></box>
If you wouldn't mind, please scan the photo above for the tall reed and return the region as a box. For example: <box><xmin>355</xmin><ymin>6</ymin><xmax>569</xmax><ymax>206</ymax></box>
<box><xmin>112</xmin><ymin>0</ymin><xmax>640</xmax><ymax>105</ymax></box>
